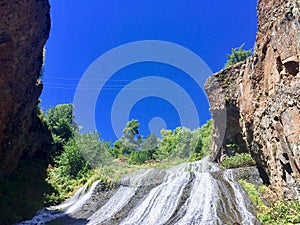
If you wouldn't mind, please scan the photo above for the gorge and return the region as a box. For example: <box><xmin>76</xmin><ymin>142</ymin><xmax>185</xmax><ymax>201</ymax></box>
<box><xmin>0</xmin><ymin>0</ymin><xmax>299</xmax><ymax>224</ymax></box>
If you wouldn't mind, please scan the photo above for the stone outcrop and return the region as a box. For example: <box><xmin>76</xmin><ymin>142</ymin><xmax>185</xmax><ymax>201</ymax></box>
<box><xmin>0</xmin><ymin>0</ymin><xmax>52</xmax><ymax>175</ymax></box>
<box><xmin>205</xmin><ymin>0</ymin><xmax>300</xmax><ymax>197</ymax></box>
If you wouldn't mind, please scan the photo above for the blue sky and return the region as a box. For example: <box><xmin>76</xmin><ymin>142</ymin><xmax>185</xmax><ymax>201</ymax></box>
<box><xmin>41</xmin><ymin>0</ymin><xmax>257</xmax><ymax>141</ymax></box>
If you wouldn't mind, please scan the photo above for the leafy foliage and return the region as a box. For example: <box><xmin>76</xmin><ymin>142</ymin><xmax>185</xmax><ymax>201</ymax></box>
<box><xmin>225</xmin><ymin>44</ymin><xmax>252</xmax><ymax>68</ymax></box>
<box><xmin>155</xmin><ymin>128</ymin><xmax>180</xmax><ymax>159</ymax></box>
<box><xmin>221</xmin><ymin>153</ymin><xmax>256</xmax><ymax>169</ymax></box>
<box><xmin>44</xmin><ymin>104</ymin><xmax>112</xmax><ymax>204</ymax></box>
<box><xmin>45</xmin><ymin>114</ymin><xmax>213</xmax><ymax>204</ymax></box>
<box><xmin>140</xmin><ymin>133</ymin><xmax>158</xmax><ymax>160</ymax></box>
<box><xmin>122</xmin><ymin>119</ymin><xmax>143</xmax><ymax>151</ymax></box>
<box><xmin>54</xmin><ymin>140</ymin><xmax>89</xmax><ymax>179</ymax></box>
<box><xmin>44</xmin><ymin>104</ymin><xmax>78</xmax><ymax>157</ymax></box>
<box><xmin>189</xmin><ymin>120</ymin><xmax>213</xmax><ymax>162</ymax></box>
<box><xmin>238</xmin><ymin>180</ymin><xmax>268</xmax><ymax>213</ymax></box>
<box><xmin>112</xmin><ymin>120</ymin><xmax>143</xmax><ymax>156</ymax></box>
<box><xmin>239</xmin><ymin>179</ymin><xmax>300</xmax><ymax>224</ymax></box>
<box><xmin>265</xmin><ymin>199</ymin><xmax>300</xmax><ymax>224</ymax></box>
<box><xmin>77</xmin><ymin>131</ymin><xmax>112</xmax><ymax>168</ymax></box>
<box><xmin>128</xmin><ymin>150</ymin><xmax>150</xmax><ymax>165</ymax></box>
<box><xmin>46</xmin><ymin>138</ymin><xmax>90</xmax><ymax>204</ymax></box>
<box><xmin>173</xmin><ymin>127</ymin><xmax>195</xmax><ymax>158</ymax></box>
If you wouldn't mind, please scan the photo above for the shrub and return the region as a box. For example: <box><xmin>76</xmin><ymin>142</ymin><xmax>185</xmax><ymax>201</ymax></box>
<box><xmin>55</xmin><ymin>140</ymin><xmax>90</xmax><ymax>179</ymax></box>
<box><xmin>189</xmin><ymin>120</ymin><xmax>213</xmax><ymax>162</ymax></box>
<box><xmin>221</xmin><ymin>153</ymin><xmax>256</xmax><ymax>169</ymax></box>
<box><xmin>77</xmin><ymin>131</ymin><xmax>113</xmax><ymax>168</ymax></box>
<box><xmin>44</xmin><ymin>104</ymin><xmax>78</xmax><ymax>157</ymax></box>
<box><xmin>128</xmin><ymin>150</ymin><xmax>150</xmax><ymax>165</ymax></box>
<box><xmin>225</xmin><ymin>44</ymin><xmax>252</xmax><ymax>68</ymax></box>
<box><xmin>239</xmin><ymin>179</ymin><xmax>300</xmax><ymax>224</ymax></box>
<box><xmin>266</xmin><ymin>200</ymin><xmax>300</xmax><ymax>224</ymax></box>
<box><xmin>45</xmin><ymin>139</ymin><xmax>91</xmax><ymax>205</ymax></box>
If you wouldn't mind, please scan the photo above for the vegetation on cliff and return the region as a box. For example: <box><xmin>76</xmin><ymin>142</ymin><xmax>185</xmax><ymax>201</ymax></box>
<box><xmin>239</xmin><ymin>179</ymin><xmax>300</xmax><ymax>224</ymax></box>
<box><xmin>221</xmin><ymin>153</ymin><xmax>256</xmax><ymax>169</ymax></box>
<box><xmin>225</xmin><ymin>43</ymin><xmax>252</xmax><ymax>68</ymax></box>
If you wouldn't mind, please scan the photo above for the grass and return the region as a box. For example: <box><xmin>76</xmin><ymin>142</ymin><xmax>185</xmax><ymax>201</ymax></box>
<box><xmin>46</xmin><ymin>157</ymin><xmax>188</xmax><ymax>205</ymax></box>
<box><xmin>238</xmin><ymin>180</ymin><xmax>268</xmax><ymax>213</ymax></box>
<box><xmin>94</xmin><ymin>157</ymin><xmax>188</xmax><ymax>182</ymax></box>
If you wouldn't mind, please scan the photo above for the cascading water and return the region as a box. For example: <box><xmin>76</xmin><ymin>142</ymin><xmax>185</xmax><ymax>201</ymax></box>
<box><xmin>18</xmin><ymin>180</ymin><xmax>100</xmax><ymax>225</ymax></box>
<box><xmin>18</xmin><ymin>156</ymin><xmax>261</xmax><ymax>225</ymax></box>
<box><xmin>119</xmin><ymin>164</ymin><xmax>190</xmax><ymax>225</ymax></box>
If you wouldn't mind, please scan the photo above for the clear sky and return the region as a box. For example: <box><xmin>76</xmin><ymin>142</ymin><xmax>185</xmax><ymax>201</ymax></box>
<box><xmin>41</xmin><ymin>0</ymin><xmax>258</xmax><ymax>141</ymax></box>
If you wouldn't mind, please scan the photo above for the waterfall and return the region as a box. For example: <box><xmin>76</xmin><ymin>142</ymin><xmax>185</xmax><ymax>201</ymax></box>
<box><xmin>87</xmin><ymin>186</ymin><xmax>135</xmax><ymax>225</ymax></box>
<box><xmin>18</xmin><ymin>156</ymin><xmax>261</xmax><ymax>225</ymax></box>
<box><xmin>119</xmin><ymin>164</ymin><xmax>190</xmax><ymax>225</ymax></box>
<box><xmin>17</xmin><ymin>180</ymin><xmax>100</xmax><ymax>225</ymax></box>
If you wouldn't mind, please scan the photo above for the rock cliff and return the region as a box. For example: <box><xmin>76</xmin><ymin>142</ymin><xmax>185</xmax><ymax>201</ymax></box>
<box><xmin>0</xmin><ymin>0</ymin><xmax>51</xmax><ymax>175</ymax></box>
<box><xmin>205</xmin><ymin>0</ymin><xmax>300</xmax><ymax>197</ymax></box>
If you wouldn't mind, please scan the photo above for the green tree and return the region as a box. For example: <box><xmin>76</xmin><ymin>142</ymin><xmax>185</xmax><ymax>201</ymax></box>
<box><xmin>123</xmin><ymin>119</ymin><xmax>143</xmax><ymax>151</ymax></box>
<box><xmin>76</xmin><ymin>131</ymin><xmax>112</xmax><ymax>168</ymax></box>
<box><xmin>44</xmin><ymin>104</ymin><xmax>77</xmax><ymax>156</ymax></box>
<box><xmin>190</xmin><ymin>130</ymin><xmax>203</xmax><ymax>156</ymax></box>
<box><xmin>173</xmin><ymin>127</ymin><xmax>194</xmax><ymax>158</ymax></box>
<box><xmin>198</xmin><ymin>120</ymin><xmax>212</xmax><ymax>155</ymax></box>
<box><xmin>54</xmin><ymin>139</ymin><xmax>89</xmax><ymax>179</ymax></box>
<box><xmin>141</xmin><ymin>133</ymin><xmax>158</xmax><ymax>160</ymax></box>
<box><xmin>155</xmin><ymin>128</ymin><xmax>181</xmax><ymax>159</ymax></box>
<box><xmin>128</xmin><ymin>150</ymin><xmax>149</xmax><ymax>165</ymax></box>
<box><xmin>189</xmin><ymin>120</ymin><xmax>212</xmax><ymax>162</ymax></box>
<box><xmin>111</xmin><ymin>139</ymin><xmax>127</xmax><ymax>158</ymax></box>
<box><xmin>112</xmin><ymin>119</ymin><xmax>143</xmax><ymax>155</ymax></box>
<box><xmin>225</xmin><ymin>43</ymin><xmax>252</xmax><ymax>68</ymax></box>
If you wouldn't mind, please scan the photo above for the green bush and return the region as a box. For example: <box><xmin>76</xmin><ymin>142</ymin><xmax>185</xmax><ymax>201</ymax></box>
<box><xmin>225</xmin><ymin>44</ymin><xmax>252</xmax><ymax>68</ymax></box>
<box><xmin>155</xmin><ymin>128</ymin><xmax>180</xmax><ymax>160</ymax></box>
<box><xmin>239</xmin><ymin>179</ymin><xmax>300</xmax><ymax>224</ymax></box>
<box><xmin>45</xmin><ymin>139</ymin><xmax>91</xmax><ymax>205</ymax></box>
<box><xmin>55</xmin><ymin>140</ymin><xmax>90</xmax><ymax>179</ymax></box>
<box><xmin>189</xmin><ymin>120</ymin><xmax>213</xmax><ymax>162</ymax></box>
<box><xmin>76</xmin><ymin>131</ymin><xmax>112</xmax><ymax>168</ymax></box>
<box><xmin>128</xmin><ymin>150</ymin><xmax>150</xmax><ymax>165</ymax></box>
<box><xmin>265</xmin><ymin>200</ymin><xmax>300</xmax><ymax>224</ymax></box>
<box><xmin>44</xmin><ymin>104</ymin><xmax>78</xmax><ymax>157</ymax></box>
<box><xmin>221</xmin><ymin>153</ymin><xmax>256</xmax><ymax>169</ymax></box>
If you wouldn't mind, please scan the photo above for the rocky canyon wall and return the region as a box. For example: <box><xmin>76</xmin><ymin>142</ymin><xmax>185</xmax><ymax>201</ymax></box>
<box><xmin>0</xmin><ymin>0</ymin><xmax>52</xmax><ymax>175</ymax></box>
<box><xmin>205</xmin><ymin>0</ymin><xmax>300</xmax><ymax>197</ymax></box>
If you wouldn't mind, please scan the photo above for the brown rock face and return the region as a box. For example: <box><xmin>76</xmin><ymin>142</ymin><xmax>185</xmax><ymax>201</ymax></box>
<box><xmin>205</xmin><ymin>0</ymin><xmax>300</xmax><ymax>197</ymax></box>
<box><xmin>0</xmin><ymin>0</ymin><xmax>51</xmax><ymax>175</ymax></box>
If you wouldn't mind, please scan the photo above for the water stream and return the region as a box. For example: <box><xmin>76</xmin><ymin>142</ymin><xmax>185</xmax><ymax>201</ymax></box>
<box><xmin>18</xmin><ymin>157</ymin><xmax>261</xmax><ymax>225</ymax></box>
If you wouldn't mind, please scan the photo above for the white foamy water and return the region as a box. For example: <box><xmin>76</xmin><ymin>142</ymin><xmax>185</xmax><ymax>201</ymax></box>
<box><xmin>18</xmin><ymin>156</ymin><xmax>261</xmax><ymax>225</ymax></box>
<box><xmin>17</xmin><ymin>180</ymin><xmax>100</xmax><ymax>225</ymax></box>
<box><xmin>87</xmin><ymin>186</ymin><xmax>135</xmax><ymax>225</ymax></box>
<box><xmin>120</xmin><ymin>164</ymin><xmax>189</xmax><ymax>225</ymax></box>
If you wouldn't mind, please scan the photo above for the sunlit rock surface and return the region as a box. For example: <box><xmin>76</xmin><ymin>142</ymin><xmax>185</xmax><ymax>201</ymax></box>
<box><xmin>205</xmin><ymin>0</ymin><xmax>300</xmax><ymax>197</ymax></box>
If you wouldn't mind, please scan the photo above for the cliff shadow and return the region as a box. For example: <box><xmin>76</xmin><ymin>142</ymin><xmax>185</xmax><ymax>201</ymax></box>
<box><xmin>0</xmin><ymin>157</ymin><xmax>54</xmax><ymax>225</ymax></box>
